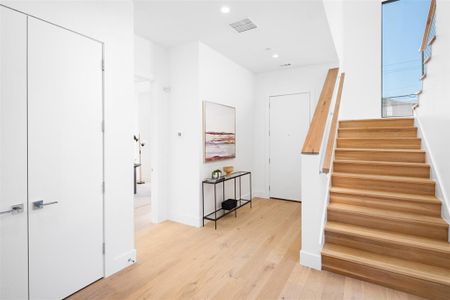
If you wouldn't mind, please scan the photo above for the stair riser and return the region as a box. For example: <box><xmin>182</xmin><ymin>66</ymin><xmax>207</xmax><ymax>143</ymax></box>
<box><xmin>325</xmin><ymin>232</ymin><xmax>450</xmax><ymax>269</ymax></box>
<box><xmin>327</xmin><ymin>209</ymin><xmax>448</xmax><ymax>240</ymax></box>
<box><xmin>332</xmin><ymin>175</ymin><xmax>435</xmax><ymax>195</ymax></box>
<box><xmin>339</xmin><ymin>119</ymin><xmax>415</xmax><ymax>128</ymax></box>
<box><xmin>335</xmin><ymin>150</ymin><xmax>425</xmax><ymax>163</ymax></box>
<box><xmin>336</xmin><ymin>138</ymin><xmax>421</xmax><ymax>149</ymax></box>
<box><xmin>322</xmin><ymin>256</ymin><xmax>450</xmax><ymax>300</ymax></box>
<box><xmin>338</xmin><ymin>128</ymin><xmax>417</xmax><ymax>139</ymax></box>
<box><xmin>333</xmin><ymin>162</ymin><xmax>430</xmax><ymax>178</ymax></box>
<box><xmin>330</xmin><ymin>194</ymin><xmax>441</xmax><ymax>217</ymax></box>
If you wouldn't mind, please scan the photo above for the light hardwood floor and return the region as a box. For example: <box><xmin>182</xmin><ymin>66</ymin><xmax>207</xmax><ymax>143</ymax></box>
<box><xmin>69</xmin><ymin>199</ymin><xmax>423</xmax><ymax>300</ymax></box>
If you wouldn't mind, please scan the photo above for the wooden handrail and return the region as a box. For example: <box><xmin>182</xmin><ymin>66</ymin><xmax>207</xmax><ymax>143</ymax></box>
<box><xmin>301</xmin><ymin>68</ymin><xmax>339</xmax><ymax>154</ymax></box>
<box><xmin>420</xmin><ymin>0</ymin><xmax>436</xmax><ymax>52</ymax></box>
<box><xmin>322</xmin><ymin>73</ymin><xmax>345</xmax><ymax>173</ymax></box>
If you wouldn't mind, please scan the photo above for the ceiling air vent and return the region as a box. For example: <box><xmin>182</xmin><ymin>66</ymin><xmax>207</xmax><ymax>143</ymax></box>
<box><xmin>229</xmin><ymin>18</ymin><xmax>257</xmax><ymax>33</ymax></box>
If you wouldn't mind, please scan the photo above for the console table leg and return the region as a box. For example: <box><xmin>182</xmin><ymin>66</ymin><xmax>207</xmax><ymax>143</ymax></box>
<box><xmin>202</xmin><ymin>183</ymin><xmax>205</xmax><ymax>227</ymax></box>
<box><xmin>250</xmin><ymin>173</ymin><xmax>253</xmax><ymax>208</ymax></box>
<box><xmin>214</xmin><ymin>184</ymin><xmax>217</xmax><ymax>230</ymax></box>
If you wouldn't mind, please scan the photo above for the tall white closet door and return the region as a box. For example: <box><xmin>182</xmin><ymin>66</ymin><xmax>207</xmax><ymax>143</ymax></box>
<box><xmin>0</xmin><ymin>7</ymin><xmax>28</xmax><ymax>300</ymax></box>
<box><xmin>28</xmin><ymin>18</ymin><xmax>104</xmax><ymax>299</ymax></box>
<box><xmin>269</xmin><ymin>93</ymin><xmax>310</xmax><ymax>201</ymax></box>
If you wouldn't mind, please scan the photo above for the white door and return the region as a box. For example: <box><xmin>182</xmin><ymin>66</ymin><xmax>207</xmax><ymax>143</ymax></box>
<box><xmin>28</xmin><ymin>18</ymin><xmax>104</xmax><ymax>299</ymax></box>
<box><xmin>0</xmin><ymin>7</ymin><xmax>28</xmax><ymax>300</ymax></box>
<box><xmin>269</xmin><ymin>93</ymin><xmax>310</xmax><ymax>201</ymax></box>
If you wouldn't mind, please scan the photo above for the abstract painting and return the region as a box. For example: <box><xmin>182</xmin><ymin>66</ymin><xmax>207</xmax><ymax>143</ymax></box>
<box><xmin>203</xmin><ymin>101</ymin><xmax>236</xmax><ymax>162</ymax></box>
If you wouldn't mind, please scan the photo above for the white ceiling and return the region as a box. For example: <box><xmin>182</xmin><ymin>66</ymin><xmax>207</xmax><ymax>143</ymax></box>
<box><xmin>134</xmin><ymin>0</ymin><xmax>338</xmax><ymax>73</ymax></box>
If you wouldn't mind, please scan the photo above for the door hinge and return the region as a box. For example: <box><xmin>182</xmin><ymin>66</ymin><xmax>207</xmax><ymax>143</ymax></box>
<box><xmin>101</xmin><ymin>59</ymin><xmax>105</xmax><ymax>71</ymax></box>
<box><xmin>102</xmin><ymin>181</ymin><xmax>105</xmax><ymax>193</ymax></box>
<box><xmin>101</xmin><ymin>120</ymin><xmax>105</xmax><ymax>133</ymax></box>
<box><xmin>102</xmin><ymin>242</ymin><xmax>105</xmax><ymax>254</ymax></box>
<box><xmin>269</xmin><ymin>158</ymin><xmax>271</xmax><ymax>164</ymax></box>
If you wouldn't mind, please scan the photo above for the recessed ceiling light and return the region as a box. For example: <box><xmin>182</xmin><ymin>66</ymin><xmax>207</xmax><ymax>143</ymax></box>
<box><xmin>272</xmin><ymin>54</ymin><xmax>279</xmax><ymax>58</ymax></box>
<box><xmin>221</xmin><ymin>6</ymin><xmax>230</xmax><ymax>14</ymax></box>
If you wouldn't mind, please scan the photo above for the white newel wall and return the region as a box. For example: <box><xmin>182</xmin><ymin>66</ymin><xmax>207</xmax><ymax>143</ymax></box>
<box><xmin>415</xmin><ymin>0</ymin><xmax>450</xmax><ymax>228</ymax></box>
<box><xmin>1</xmin><ymin>1</ymin><xmax>136</xmax><ymax>276</ymax></box>
<box><xmin>299</xmin><ymin>73</ymin><xmax>340</xmax><ymax>270</ymax></box>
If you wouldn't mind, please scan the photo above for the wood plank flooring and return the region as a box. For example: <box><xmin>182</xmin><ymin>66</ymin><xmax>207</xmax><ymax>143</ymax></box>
<box><xmin>69</xmin><ymin>199</ymin><xmax>423</xmax><ymax>300</ymax></box>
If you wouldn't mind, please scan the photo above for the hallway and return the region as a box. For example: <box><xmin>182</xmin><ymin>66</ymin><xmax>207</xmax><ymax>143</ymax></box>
<box><xmin>70</xmin><ymin>199</ymin><xmax>422</xmax><ymax>300</ymax></box>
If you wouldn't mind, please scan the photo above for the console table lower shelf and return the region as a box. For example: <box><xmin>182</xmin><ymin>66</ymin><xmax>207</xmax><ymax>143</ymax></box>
<box><xmin>202</xmin><ymin>171</ymin><xmax>252</xmax><ymax>229</ymax></box>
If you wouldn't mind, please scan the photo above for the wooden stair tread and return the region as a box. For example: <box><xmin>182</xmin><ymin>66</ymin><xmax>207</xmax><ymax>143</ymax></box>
<box><xmin>322</xmin><ymin>244</ymin><xmax>450</xmax><ymax>286</ymax></box>
<box><xmin>325</xmin><ymin>222</ymin><xmax>450</xmax><ymax>255</ymax></box>
<box><xmin>339</xmin><ymin>126</ymin><xmax>416</xmax><ymax>131</ymax></box>
<box><xmin>330</xmin><ymin>187</ymin><xmax>440</xmax><ymax>204</ymax></box>
<box><xmin>328</xmin><ymin>203</ymin><xmax>448</xmax><ymax>227</ymax></box>
<box><xmin>333</xmin><ymin>172</ymin><xmax>434</xmax><ymax>184</ymax></box>
<box><xmin>334</xmin><ymin>160</ymin><xmax>429</xmax><ymax>168</ymax></box>
<box><xmin>336</xmin><ymin>148</ymin><xmax>424</xmax><ymax>154</ymax></box>
<box><xmin>340</xmin><ymin>118</ymin><xmax>414</xmax><ymax>123</ymax></box>
<box><xmin>337</xmin><ymin>137</ymin><xmax>419</xmax><ymax>140</ymax></box>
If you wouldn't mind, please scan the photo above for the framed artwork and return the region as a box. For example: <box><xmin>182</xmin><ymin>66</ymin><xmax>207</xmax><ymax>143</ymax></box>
<box><xmin>203</xmin><ymin>101</ymin><xmax>236</xmax><ymax>162</ymax></box>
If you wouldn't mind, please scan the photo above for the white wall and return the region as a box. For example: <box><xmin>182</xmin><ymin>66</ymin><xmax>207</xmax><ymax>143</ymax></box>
<box><xmin>165</xmin><ymin>42</ymin><xmax>255</xmax><ymax>227</ymax></box>
<box><xmin>199</xmin><ymin>43</ymin><xmax>255</xmax><ymax>217</ymax></box>
<box><xmin>167</xmin><ymin>42</ymin><xmax>202</xmax><ymax>226</ymax></box>
<box><xmin>323</xmin><ymin>0</ymin><xmax>381</xmax><ymax>120</ymax></box>
<box><xmin>1</xmin><ymin>1</ymin><xmax>136</xmax><ymax>276</ymax></box>
<box><xmin>416</xmin><ymin>0</ymin><xmax>450</xmax><ymax>224</ymax></box>
<box><xmin>323</xmin><ymin>0</ymin><xmax>343</xmax><ymax>66</ymax></box>
<box><xmin>253</xmin><ymin>64</ymin><xmax>336</xmax><ymax>198</ymax></box>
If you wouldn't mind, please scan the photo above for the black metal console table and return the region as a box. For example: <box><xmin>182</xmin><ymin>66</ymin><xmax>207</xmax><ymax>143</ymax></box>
<box><xmin>202</xmin><ymin>171</ymin><xmax>252</xmax><ymax>229</ymax></box>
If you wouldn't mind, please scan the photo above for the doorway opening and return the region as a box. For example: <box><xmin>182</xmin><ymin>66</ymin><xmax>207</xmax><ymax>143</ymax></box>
<box><xmin>381</xmin><ymin>0</ymin><xmax>429</xmax><ymax>117</ymax></box>
<box><xmin>134</xmin><ymin>78</ymin><xmax>153</xmax><ymax>231</ymax></box>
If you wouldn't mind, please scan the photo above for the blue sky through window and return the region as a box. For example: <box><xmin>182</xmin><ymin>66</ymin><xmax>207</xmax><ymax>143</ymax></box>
<box><xmin>382</xmin><ymin>0</ymin><xmax>430</xmax><ymax>98</ymax></box>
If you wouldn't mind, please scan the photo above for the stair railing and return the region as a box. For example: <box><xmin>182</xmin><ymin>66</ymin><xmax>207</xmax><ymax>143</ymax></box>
<box><xmin>299</xmin><ymin>68</ymin><xmax>344</xmax><ymax>270</ymax></box>
<box><xmin>419</xmin><ymin>0</ymin><xmax>436</xmax><ymax>82</ymax></box>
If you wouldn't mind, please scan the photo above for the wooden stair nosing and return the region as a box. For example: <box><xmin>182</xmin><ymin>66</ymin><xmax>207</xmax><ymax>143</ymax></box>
<box><xmin>322</xmin><ymin>244</ymin><xmax>450</xmax><ymax>286</ymax></box>
<box><xmin>330</xmin><ymin>194</ymin><xmax>441</xmax><ymax>217</ymax></box>
<box><xmin>332</xmin><ymin>173</ymin><xmax>436</xmax><ymax>195</ymax></box>
<box><xmin>327</xmin><ymin>203</ymin><xmax>448</xmax><ymax>228</ymax></box>
<box><xmin>329</xmin><ymin>187</ymin><xmax>441</xmax><ymax>204</ymax></box>
<box><xmin>336</xmin><ymin>137</ymin><xmax>422</xmax><ymax>149</ymax></box>
<box><xmin>333</xmin><ymin>160</ymin><xmax>430</xmax><ymax>178</ymax></box>
<box><xmin>339</xmin><ymin>118</ymin><xmax>415</xmax><ymax>128</ymax></box>
<box><xmin>325</xmin><ymin>222</ymin><xmax>450</xmax><ymax>256</ymax></box>
<box><xmin>334</xmin><ymin>148</ymin><xmax>426</xmax><ymax>163</ymax></box>
<box><xmin>332</xmin><ymin>172</ymin><xmax>435</xmax><ymax>185</ymax></box>
<box><xmin>322</xmin><ymin>257</ymin><xmax>450</xmax><ymax>300</ymax></box>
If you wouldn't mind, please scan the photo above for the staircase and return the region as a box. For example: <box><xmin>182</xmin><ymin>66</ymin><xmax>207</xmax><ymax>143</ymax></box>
<box><xmin>322</xmin><ymin>118</ymin><xmax>450</xmax><ymax>300</ymax></box>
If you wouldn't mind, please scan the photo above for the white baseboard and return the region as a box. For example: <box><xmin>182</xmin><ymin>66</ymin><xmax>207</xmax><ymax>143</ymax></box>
<box><xmin>169</xmin><ymin>213</ymin><xmax>202</xmax><ymax>228</ymax></box>
<box><xmin>253</xmin><ymin>191</ymin><xmax>269</xmax><ymax>199</ymax></box>
<box><xmin>106</xmin><ymin>248</ymin><xmax>136</xmax><ymax>277</ymax></box>
<box><xmin>300</xmin><ymin>250</ymin><xmax>322</xmax><ymax>270</ymax></box>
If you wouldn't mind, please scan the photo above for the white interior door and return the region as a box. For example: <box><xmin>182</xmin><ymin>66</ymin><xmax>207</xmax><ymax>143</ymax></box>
<box><xmin>0</xmin><ymin>7</ymin><xmax>28</xmax><ymax>300</ymax></box>
<box><xmin>28</xmin><ymin>18</ymin><xmax>104</xmax><ymax>299</ymax></box>
<box><xmin>269</xmin><ymin>93</ymin><xmax>310</xmax><ymax>201</ymax></box>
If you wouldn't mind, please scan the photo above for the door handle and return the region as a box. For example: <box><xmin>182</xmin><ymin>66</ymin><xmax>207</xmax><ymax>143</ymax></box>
<box><xmin>32</xmin><ymin>200</ymin><xmax>58</xmax><ymax>210</ymax></box>
<box><xmin>0</xmin><ymin>204</ymin><xmax>24</xmax><ymax>215</ymax></box>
